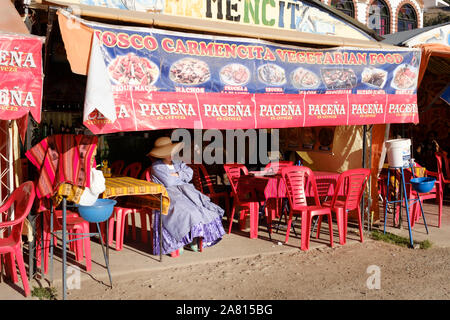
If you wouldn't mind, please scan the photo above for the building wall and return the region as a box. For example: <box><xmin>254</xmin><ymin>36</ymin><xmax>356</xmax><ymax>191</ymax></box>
<box><xmin>322</xmin><ymin>0</ymin><xmax>424</xmax><ymax>34</ymax></box>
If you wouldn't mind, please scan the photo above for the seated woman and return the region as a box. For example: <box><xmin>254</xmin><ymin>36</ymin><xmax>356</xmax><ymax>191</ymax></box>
<box><xmin>149</xmin><ymin>137</ymin><xmax>225</xmax><ymax>257</ymax></box>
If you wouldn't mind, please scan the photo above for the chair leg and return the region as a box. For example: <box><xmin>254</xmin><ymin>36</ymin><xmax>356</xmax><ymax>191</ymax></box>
<box><xmin>28</xmin><ymin>240</ymin><xmax>33</xmax><ymax>282</ymax></box>
<box><xmin>357</xmin><ymin>209</ymin><xmax>363</xmax><ymax>243</ymax></box>
<box><xmin>14</xmin><ymin>247</ymin><xmax>30</xmax><ymax>297</ymax></box>
<box><xmin>327</xmin><ymin>214</ymin><xmax>334</xmax><ymax>248</ymax></box>
<box><xmin>228</xmin><ymin>205</ymin><xmax>236</xmax><ymax>234</ymax></box>
<box><xmin>249</xmin><ymin>202</ymin><xmax>259</xmax><ymax>239</ymax></box>
<box><xmin>285</xmin><ymin>210</ymin><xmax>295</xmax><ymax>244</ymax></box>
<box><xmin>140</xmin><ymin>211</ymin><xmax>148</xmax><ymax>244</ymax></box>
<box><xmin>198</xmin><ymin>238</ymin><xmax>203</xmax><ymax>252</ymax></box>
<box><xmin>114</xmin><ymin>208</ymin><xmax>124</xmax><ymax>251</ymax></box>
<box><xmin>6</xmin><ymin>252</ymin><xmax>18</xmax><ymax>283</ymax></box>
<box><xmin>316</xmin><ymin>216</ymin><xmax>323</xmax><ymax>239</ymax></box>
<box><xmin>131</xmin><ymin>213</ymin><xmax>136</xmax><ymax>241</ymax></box>
<box><xmin>82</xmin><ymin>224</ymin><xmax>92</xmax><ymax>272</ymax></box>
<box><xmin>225</xmin><ymin>194</ymin><xmax>231</xmax><ymax>222</ymax></box>
<box><xmin>300</xmin><ymin>212</ymin><xmax>311</xmax><ymax>251</ymax></box>
<box><xmin>335</xmin><ymin>211</ymin><xmax>346</xmax><ymax>245</ymax></box>
<box><xmin>438</xmin><ymin>186</ymin><xmax>443</xmax><ymax>228</ymax></box>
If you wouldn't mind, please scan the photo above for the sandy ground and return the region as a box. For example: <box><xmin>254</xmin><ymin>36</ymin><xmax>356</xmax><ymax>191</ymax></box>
<box><xmin>64</xmin><ymin>239</ymin><xmax>450</xmax><ymax>300</ymax></box>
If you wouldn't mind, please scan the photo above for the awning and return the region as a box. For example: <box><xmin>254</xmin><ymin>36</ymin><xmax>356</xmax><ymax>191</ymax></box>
<box><xmin>0</xmin><ymin>0</ymin><xmax>45</xmax><ymax>130</ymax></box>
<box><xmin>0</xmin><ymin>0</ymin><xmax>30</xmax><ymax>34</ymax></box>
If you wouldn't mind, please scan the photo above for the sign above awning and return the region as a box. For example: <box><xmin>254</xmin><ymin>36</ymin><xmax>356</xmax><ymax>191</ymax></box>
<box><xmin>44</xmin><ymin>0</ymin><xmax>377</xmax><ymax>41</ymax></box>
<box><xmin>59</xmin><ymin>12</ymin><xmax>421</xmax><ymax>133</ymax></box>
<box><xmin>0</xmin><ymin>32</ymin><xmax>45</xmax><ymax>123</ymax></box>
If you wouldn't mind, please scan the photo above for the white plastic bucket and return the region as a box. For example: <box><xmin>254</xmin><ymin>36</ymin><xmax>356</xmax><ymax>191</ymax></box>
<box><xmin>386</xmin><ymin>138</ymin><xmax>411</xmax><ymax>167</ymax></box>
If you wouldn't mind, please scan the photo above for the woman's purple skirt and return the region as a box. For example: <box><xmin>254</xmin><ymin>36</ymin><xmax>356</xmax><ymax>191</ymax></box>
<box><xmin>152</xmin><ymin>213</ymin><xmax>226</xmax><ymax>255</ymax></box>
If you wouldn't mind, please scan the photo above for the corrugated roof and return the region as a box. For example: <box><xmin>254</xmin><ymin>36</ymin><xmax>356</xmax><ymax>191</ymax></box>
<box><xmin>382</xmin><ymin>22</ymin><xmax>450</xmax><ymax>45</ymax></box>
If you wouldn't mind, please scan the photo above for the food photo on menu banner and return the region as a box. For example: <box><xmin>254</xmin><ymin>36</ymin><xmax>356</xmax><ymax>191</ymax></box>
<box><xmin>95</xmin><ymin>24</ymin><xmax>421</xmax><ymax>96</ymax></box>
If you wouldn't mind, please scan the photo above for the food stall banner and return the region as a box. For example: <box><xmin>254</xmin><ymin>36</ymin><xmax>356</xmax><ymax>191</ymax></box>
<box><xmin>0</xmin><ymin>32</ymin><xmax>44</xmax><ymax>123</ymax></box>
<box><xmin>82</xmin><ymin>19</ymin><xmax>421</xmax><ymax>134</ymax></box>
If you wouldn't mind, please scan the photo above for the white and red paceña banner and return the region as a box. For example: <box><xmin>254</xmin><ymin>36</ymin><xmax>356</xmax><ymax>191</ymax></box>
<box><xmin>0</xmin><ymin>32</ymin><xmax>44</xmax><ymax>122</ymax></box>
<box><xmin>81</xmin><ymin>18</ymin><xmax>420</xmax><ymax>134</ymax></box>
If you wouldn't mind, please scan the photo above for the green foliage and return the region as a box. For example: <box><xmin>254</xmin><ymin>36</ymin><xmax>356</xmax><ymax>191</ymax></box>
<box><xmin>31</xmin><ymin>286</ymin><xmax>58</xmax><ymax>300</ymax></box>
<box><xmin>371</xmin><ymin>230</ymin><xmax>432</xmax><ymax>249</ymax></box>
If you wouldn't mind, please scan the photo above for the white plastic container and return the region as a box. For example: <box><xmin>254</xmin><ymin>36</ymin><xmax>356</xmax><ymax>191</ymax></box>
<box><xmin>385</xmin><ymin>138</ymin><xmax>411</xmax><ymax>167</ymax></box>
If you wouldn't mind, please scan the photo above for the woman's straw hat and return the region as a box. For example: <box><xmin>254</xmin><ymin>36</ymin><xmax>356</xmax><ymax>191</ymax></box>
<box><xmin>147</xmin><ymin>137</ymin><xmax>184</xmax><ymax>159</ymax></box>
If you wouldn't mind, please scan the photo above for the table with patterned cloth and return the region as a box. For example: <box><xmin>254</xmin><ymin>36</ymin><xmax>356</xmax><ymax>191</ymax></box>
<box><xmin>100</xmin><ymin>176</ymin><xmax>171</xmax><ymax>261</ymax></box>
<box><xmin>101</xmin><ymin>176</ymin><xmax>170</xmax><ymax>215</ymax></box>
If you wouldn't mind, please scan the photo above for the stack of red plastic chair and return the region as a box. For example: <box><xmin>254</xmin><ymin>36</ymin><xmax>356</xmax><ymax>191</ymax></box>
<box><xmin>0</xmin><ymin>181</ymin><xmax>35</xmax><ymax>297</ymax></box>
<box><xmin>224</xmin><ymin>163</ymin><xmax>260</xmax><ymax>238</ymax></box>
<box><xmin>319</xmin><ymin>168</ymin><xmax>370</xmax><ymax>245</ymax></box>
<box><xmin>281</xmin><ymin>166</ymin><xmax>333</xmax><ymax>251</ymax></box>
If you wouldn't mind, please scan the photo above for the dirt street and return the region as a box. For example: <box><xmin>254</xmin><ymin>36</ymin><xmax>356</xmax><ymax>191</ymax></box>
<box><xmin>64</xmin><ymin>239</ymin><xmax>450</xmax><ymax>300</ymax></box>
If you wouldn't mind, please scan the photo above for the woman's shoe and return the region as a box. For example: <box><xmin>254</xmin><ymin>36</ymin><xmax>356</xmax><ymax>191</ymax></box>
<box><xmin>189</xmin><ymin>243</ymin><xmax>199</xmax><ymax>252</ymax></box>
<box><xmin>170</xmin><ymin>247</ymin><xmax>184</xmax><ymax>257</ymax></box>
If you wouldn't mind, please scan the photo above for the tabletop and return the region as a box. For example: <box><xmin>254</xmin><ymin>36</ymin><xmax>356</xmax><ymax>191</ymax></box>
<box><xmin>101</xmin><ymin>176</ymin><xmax>170</xmax><ymax>214</ymax></box>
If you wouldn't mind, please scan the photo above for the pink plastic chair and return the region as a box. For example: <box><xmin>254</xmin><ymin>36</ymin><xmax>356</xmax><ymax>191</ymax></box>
<box><xmin>224</xmin><ymin>163</ymin><xmax>260</xmax><ymax>239</ymax></box>
<box><xmin>110</xmin><ymin>160</ymin><xmax>125</xmax><ymax>175</ymax></box>
<box><xmin>319</xmin><ymin>168</ymin><xmax>370</xmax><ymax>245</ymax></box>
<box><xmin>36</xmin><ymin>209</ymin><xmax>92</xmax><ymax>273</ymax></box>
<box><xmin>0</xmin><ymin>181</ymin><xmax>35</xmax><ymax>297</ymax></box>
<box><xmin>281</xmin><ymin>166</ymin><xmax>333</xmax><ymax>250</ymax></box>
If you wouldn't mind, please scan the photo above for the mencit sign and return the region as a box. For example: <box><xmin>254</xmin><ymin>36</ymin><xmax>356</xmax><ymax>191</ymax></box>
<box><xmin>54</xmin><ymin>0</ymin><xmax>374</xmax><ymax>40</ymax></box>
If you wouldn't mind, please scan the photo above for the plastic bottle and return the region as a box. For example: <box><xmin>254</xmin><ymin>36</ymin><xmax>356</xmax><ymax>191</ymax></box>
<box><xmin>49</xmin><ymin>120</ymin><xmax>54</xmax><ymax>136</ymax></box>
<box><xmin>42</xmin><ymin>120</ymin><xmax>48</xmax><ymax>137</ymax></box>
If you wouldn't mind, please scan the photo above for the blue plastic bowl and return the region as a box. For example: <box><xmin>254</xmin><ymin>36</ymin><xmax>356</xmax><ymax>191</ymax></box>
<box><xmin>76</xmin><ymin>199</ymin><xmax>117</xmax><ymax>223</ymax></box>
<box><xmin>410</xmin><ymin>177</ymin><xmax>436</xmax><ymax>193</ymax></box>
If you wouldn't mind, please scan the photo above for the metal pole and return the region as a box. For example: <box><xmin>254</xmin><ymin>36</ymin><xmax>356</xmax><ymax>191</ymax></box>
<box><xmin>7</xmin><ymin>121</ymin><xmax>14</xmax><ymax>219</ymax></box>
<box><xmin>367</xmin><ymin>126</ymin><xmax>373</xmax><ymax>231</ymax></box>
<box><xmin>400</xmin><ymin>168</ymin><xmax>414</xmax><ymax>248</ymax></box>
<box><xmin>49</xmin><ymin>202</ymin><xmax>54</xmax><ymax>285</ymax></box>
<box><xmin>361</xmin><ymin>125</ymin><xmax>367</xmax><ymax>231</ymax></box>
<box><xmin>160</xmin><ymin>193</ymin><xmax>163</xmax><ymax>262</ymax></box>
<box><xmin>62</xmin><ymin>197</ymin><xmax>67</xmax><ymax>300</ymax></box>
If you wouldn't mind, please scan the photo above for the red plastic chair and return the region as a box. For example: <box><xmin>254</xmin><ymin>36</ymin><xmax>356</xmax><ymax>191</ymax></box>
<box><xmin>36</xmin><ymin>209</ymin><xmax>92</xmax><ymax>273</ymax></box>
<box><xmin>263</xmin><ymin>161</ymin><xmax>294</xmax><ymax>175</ymax></box>
<box><xmin>0</xmin><ymin>181</ymin><xmax>35</xmax><ymax>297</ymax></box>
<box><xmin>319</xmin><ymin>168</ymin><xmax>370</xmax><ymax>245</ymax></box>
<box><xmin>404</xmin><ymin>164</ymin><xmax>441</xmax><ymax>228</ymax></box>
<box><xmin>224</xmin><ymin>163</ymin><xmax>260</xmax><ymax>239</ymax></box>
<box><xmin>426</xmin><ymin>152</ymin><xmax>448</xmax><ymax>227</ymax></box>
<box><xmin>189</xmin><ymin>164</ymin><xmax>231</xmax><ymax>220</ymax></box>
<box><xmin>110</xmin><ymin>160</ymin><xmax>125</xmax><ymax>175</ymax></box>
<box><xmin>281</xmin><ymin>166</ymin><xmax>333</xmax><ymax>250</ymax></box>
<box><xmin>122</xmin><ymin>162</ymin><xmax>142</xmax><ymax>179</ymax></box>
